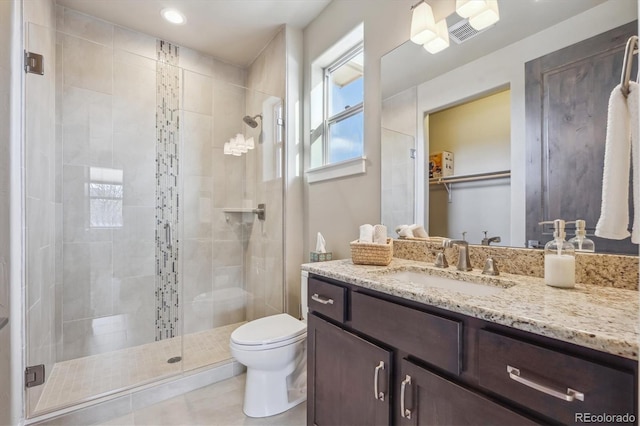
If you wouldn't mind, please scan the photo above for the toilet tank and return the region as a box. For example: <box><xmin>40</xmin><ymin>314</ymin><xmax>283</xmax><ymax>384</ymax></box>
<box><xmin>301</xmin><ymin>270</ymin><xmax>309</xmax><ymax>322</ymax></box>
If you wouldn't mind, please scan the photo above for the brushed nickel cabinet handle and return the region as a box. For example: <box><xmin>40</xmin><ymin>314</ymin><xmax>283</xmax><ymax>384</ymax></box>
<box><xmin>311</xmin><ymin>293</ymin><xmax>334</xmax><ymax>305</ymax></box>
<box><xmin>507</xmin><ymin>365</ymin><xmax>584</xmax><ymax>402</ymax></box>
<box><xmin>374</xmin><ymin>361</ymin><xmax>385</xmax><ymax>401</ymax></box>
<box><xmin>400</xmin><ymin>375</ymin><xmax>412</xmax><ymax>419</ymax></box>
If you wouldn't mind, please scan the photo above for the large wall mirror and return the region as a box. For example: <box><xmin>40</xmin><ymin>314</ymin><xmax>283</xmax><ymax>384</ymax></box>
<box><xmin>381</xmin><ymin>0</ymin><xmax>638</xmax><ymax>254</ymax></box>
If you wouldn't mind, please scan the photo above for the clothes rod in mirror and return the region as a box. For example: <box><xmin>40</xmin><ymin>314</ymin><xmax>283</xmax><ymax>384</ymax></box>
<box><xmin>429</xmin><ymin>170</ymin><xmax>511</xmax><ymax>203</ymax></box>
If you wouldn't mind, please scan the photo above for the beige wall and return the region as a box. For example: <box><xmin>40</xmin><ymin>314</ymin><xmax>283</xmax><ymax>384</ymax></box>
<box><xmin>428</xmin><ymin>90</ymin><xmax>510</xmax><ymax>244</ymax></box>
<box><xmin>303</xmin><ymin>0</ymin><xmax>414</xmax><ymax>258</ymax></box>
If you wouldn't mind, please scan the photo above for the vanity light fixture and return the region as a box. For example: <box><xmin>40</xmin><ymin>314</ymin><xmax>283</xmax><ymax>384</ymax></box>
<box><xmin>161</xmin><ymin>8</ymin><xmax>186</xmax><ymax>25</ymax></box>
<box><xmin>410</xmin><ymin>1</ymin><xmax>438</xmax><ymax>45</ymax></box>
<box><xmin>455</xmin><ymin>0</ymin><xmax>500</xmax><ymax>31</ymax></box>
<box><xmin>423</xmin><ymin>19</ymin><xmax>450</xmax><ymax>54</ymax></box>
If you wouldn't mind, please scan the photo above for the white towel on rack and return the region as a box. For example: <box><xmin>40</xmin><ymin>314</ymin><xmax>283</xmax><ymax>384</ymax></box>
<box><xmin>628</xmin><ymin>82</ymin><xmax>640</xmax><ymax>243</ymax></box>
<box><xmin>595</xmin><ymin>83</ymin><xmax>633</xmax><ymax>240</ymax></box>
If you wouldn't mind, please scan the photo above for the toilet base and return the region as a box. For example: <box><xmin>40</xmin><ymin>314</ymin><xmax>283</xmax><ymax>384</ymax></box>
<box><xmin>242</xmin><ymin>367</ymin><xmax>306</xmax><ymax>418</ymax></box>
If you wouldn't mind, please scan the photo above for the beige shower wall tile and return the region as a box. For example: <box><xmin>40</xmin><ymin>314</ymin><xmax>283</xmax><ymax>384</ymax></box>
<box><xmin>183</xmin><ymin>111</ymin><xmax>213</xmax><ymax>176</ymax></box>
<box><xmin>114</xmin><ymin>26</ymin><xmax>156</xmax><ymax>59</ymax></box>
<box><xmin>63</xmin><ymin>34</ymin><xmax>113</xmax><ymax>94</ymax></box>
<box><xmin>58</xmin><ymin>7</ymin><xmax>114</xmax><ymax>47</ymax></box>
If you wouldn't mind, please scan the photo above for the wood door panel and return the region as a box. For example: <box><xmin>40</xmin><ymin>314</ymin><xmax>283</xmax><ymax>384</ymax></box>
<box><xmin>397</xmin><ymin>358</ymin><xmax>539</xmax><ymax>426</ymax></box>
<box><xmin>525</xmin><ymin>21</ymin><xmax>637</xmax><ymax>254</ymax></box>
<box><xmin>308</xmin><ymin>314</ymin><xmax>392</xmax><ymax>426</ymax></box>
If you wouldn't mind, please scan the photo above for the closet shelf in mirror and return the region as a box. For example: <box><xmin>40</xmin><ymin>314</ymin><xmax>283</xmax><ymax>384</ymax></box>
<box><xmin>429</xmin><ymin>170</ymin><xmax>511</xmax><ymax>202</ymax></box>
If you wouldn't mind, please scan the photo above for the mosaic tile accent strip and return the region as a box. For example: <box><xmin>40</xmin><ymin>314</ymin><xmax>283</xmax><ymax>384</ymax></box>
<box><xmin>155</xmin><ymin>40</ymin><xmax>181</xmax><ymax>340</ymax></box>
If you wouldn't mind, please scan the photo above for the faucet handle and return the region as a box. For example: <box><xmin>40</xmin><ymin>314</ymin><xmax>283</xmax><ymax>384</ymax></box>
<box><xmin>461</xmin><ymin>231</ymin><xmax>467</xmax><ymax>241</ymax></box>
<box><xmin>482</xmin><ymin>257</ymin><xmax>500</xmax><ymax>276</ymax></box>
<box><xmin>431</xmin><ymin>249</ymin><xmax>448</xmax><ymax>268</ymax></box>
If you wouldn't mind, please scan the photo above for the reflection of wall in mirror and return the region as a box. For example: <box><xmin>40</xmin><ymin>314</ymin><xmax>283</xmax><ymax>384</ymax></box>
<box><xmin>428</xmin><ymin>90</ymin><xmax>510</xmax><ymax>245</ymax></box>
<box><xmin>382</xmin><ymin>87</ymin><xmax>417</xmax><ymax>229</ymax></box>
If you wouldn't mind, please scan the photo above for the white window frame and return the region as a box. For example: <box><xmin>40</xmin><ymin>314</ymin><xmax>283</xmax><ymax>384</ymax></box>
<box><xmin>307</xmin><ymin>28</ymin><xmax>366</xmax><ymax>184</ymax></box>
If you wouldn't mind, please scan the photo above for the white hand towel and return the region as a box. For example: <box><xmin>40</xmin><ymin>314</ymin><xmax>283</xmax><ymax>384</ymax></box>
<box><xmin>373</xmin><ymin>224</ymin><xmax>387</xmax><ymax>244</ymax></box>
<box><xmin>359</xmin><ymin>224</ymin><xmax>374</xmax><ymax>243</ymax></box>
<box><xmin>595</xmin><ymin>83</ymin><xmax>632</xmax><ymax>240</ymax></box>
<box><xmin>628</xmin><ymin>82</ymin><xmax>640</xmax><ymax>243</ymax></box>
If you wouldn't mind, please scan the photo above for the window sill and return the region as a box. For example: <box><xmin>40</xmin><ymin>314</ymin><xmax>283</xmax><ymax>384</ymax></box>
<box><xmin>306</xmin><ymin>156</ymin><xmax>367</xmax><ymax>184</ymax></box>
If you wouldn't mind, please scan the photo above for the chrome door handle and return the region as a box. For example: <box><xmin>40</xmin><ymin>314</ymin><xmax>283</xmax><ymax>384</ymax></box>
<box><xmin>311</xmin><ymin>294</ymin><xmax>334</xmax><ymax>305</ymax></box>
<box><xmin>507</xmin><ymin>365</ymin><xmax>584</xmax><ymax>402</ymax></box>
<box><xmin>400</xmin><ymin>375</ymin><xmax>412</xmax><ymax>419</ymax></box>
<box><xmin>374</xmin><ymin>361</ymin><xmax>385</xmax><ymax>401</ymax></box>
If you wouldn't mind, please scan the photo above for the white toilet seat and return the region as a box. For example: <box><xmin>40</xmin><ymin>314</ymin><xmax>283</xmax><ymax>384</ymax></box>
<box><xmin>231</xmin><ymin>313</ymin><xmax>306</xmax><ymax>350</ymax></box>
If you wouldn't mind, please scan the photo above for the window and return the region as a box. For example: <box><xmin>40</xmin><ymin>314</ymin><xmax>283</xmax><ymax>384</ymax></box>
<box><xmin>89</xmin><ymin>167</ymin><xmax>123</xmax><ymax>228</ymax></box>
<box><xmin>310</xmin><ymin>44</ymin><xmax>364</xmax><ymax>171</ymax></box>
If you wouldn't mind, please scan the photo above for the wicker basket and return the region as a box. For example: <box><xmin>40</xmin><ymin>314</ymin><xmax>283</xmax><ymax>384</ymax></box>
<box><xmin>350</xmin><ymin>238</ymin><xmax>393</xmax><ymax>266</ymax></box>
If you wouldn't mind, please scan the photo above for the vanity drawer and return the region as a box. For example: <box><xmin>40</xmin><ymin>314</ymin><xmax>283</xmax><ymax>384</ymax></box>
<box><xmin>478</xmin><ymin>330</ymin><xmax>635</xmax><ymax>425</ymax></box>
<box><xmin>307</xmin><ymin>277</ymin><xmax>347</xmax><ymax>323</ymax></box>
<box><xmin>351</xmin><ymin>291</ymin><xmax>462</xmax><ymax>375</ymax></box>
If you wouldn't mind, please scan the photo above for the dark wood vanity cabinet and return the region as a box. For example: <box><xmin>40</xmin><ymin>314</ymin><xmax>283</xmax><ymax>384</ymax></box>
<box><xmin>306</xmin><ymin>275</ymin><xmax>638</xmax><ymax>426</ymax></box>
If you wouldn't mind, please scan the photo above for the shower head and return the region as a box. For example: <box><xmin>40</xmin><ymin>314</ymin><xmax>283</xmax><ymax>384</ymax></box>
<box><xmin>243</xmin><ymin>114</ymin><xmax>262</xmax><ymax>128</ymax></box>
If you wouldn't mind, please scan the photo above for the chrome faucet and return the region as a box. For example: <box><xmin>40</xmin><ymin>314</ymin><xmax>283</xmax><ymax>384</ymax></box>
<box><xmin>443</xmin><ymin>239</ymin><xmax>472</xmax><ymax>271</ymax></box>
<box><xmin>481</xmin><ymin>231</ymin><xmax>501</xmax><ymax>246</ymax></box>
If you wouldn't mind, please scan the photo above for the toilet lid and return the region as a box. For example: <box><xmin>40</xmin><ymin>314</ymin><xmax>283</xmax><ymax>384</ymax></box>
<box><xmin>231</xmin><ymin>313</ymin><xmax>306</xmax><ymax>346</ymax></box>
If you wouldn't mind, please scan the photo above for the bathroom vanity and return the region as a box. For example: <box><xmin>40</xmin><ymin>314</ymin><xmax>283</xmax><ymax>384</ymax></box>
<box><xmin>302</xmin><ymin>259</ymin><xmax>638</xmax><ymax>426</ymax></box>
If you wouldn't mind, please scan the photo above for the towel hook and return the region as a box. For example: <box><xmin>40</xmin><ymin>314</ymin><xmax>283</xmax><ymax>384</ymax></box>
<box><xmin>620</xmin><ymin>35</ymin><xmax>638</xmax><ymax>98</ymax></box>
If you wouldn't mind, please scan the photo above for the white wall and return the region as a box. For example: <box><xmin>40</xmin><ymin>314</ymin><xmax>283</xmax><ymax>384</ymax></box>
<box><xmin>303</xmin><ymin>0</ymin><xmax>414</xmax><ymax>258</ymax></box>
<box><xmin>0</xmin><ymin>1</ymin><xmax>20</xmax><ymax>423</ymax></box>
<box><xmin>415</xmin><ymin>0</ymin><xmax>637</xmax><ymax>247</ymax></box>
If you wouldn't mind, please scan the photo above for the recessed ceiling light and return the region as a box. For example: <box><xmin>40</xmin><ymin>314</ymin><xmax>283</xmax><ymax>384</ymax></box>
<box><xmin>161</xmin><ymin>8</ymin><xmax>186</xmax><ymax>25</ymax></box>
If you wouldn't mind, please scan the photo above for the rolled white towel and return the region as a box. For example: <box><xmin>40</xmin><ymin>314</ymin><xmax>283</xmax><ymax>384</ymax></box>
<box><xmin>359</xmin><ymin>224</ymin><xmax>374</xmax><ymax>243</ymax></box>
<box><xmin>595</xmin><ymin>83</ymin><xmax>632</xmax><ymax>240</ymax></box>
<box><xmin>396</xmin><ymin>225</ymin><xmax>414</xmax><ymax>238</ymax></box>
<box><xmin>373</xmin><ymin>224</ymin><xmax>387</xmax><ymax>244</ymax></box>
<box><xmin>410</xmin><ymin>224</ymin><xmax>429</xmax><ymax>238</ymax></box>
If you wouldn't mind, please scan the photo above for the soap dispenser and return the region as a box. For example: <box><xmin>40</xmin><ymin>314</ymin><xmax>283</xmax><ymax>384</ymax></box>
<box><xmin>568</xmin><ymin>219</ymin><xmax>595</xmax><ymax>253</ymax></box>
<box><xmin>538</xmin><ymin>219</ymin><xmax>575</xmax><ymax>288</ymax></box>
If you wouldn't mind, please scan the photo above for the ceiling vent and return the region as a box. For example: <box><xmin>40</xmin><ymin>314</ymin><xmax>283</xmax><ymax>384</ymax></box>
<box><xmin>448</xmin><ymin>18</ymin><xmax>489</xmax><ymax>44</ymax></box>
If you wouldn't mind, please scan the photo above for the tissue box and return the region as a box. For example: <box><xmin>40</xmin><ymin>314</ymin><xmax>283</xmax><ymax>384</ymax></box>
<box><xmin>310</xmin><ymin>251</ymin><xmax>333</xmax><ymax>262</ymax></box>
<box><xmin>429</xmin><ymin>151</ymin><xmax>454</xmax><ymax>178</ymax></box>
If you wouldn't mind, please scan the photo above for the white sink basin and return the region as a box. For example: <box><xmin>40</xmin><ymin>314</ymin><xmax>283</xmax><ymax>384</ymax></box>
<box><xmin>386</xmin><ymin>270</ymin><xmax>509</xmax><ymax>297</ymax></box>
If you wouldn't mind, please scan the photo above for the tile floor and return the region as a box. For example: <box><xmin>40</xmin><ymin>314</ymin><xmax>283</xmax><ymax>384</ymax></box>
<box><xmin>96</xmin><ymin>374</ymin><xmax>306</xmax><ymax>426</ymax></box>
<box><xmin>35</xmin><ymin>323</ymin><xmax>244</xmax><ymax>414</ymax></box>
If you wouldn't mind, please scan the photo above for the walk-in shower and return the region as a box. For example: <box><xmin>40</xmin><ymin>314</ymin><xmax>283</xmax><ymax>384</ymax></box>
<box><xmin>24</xmin><ymin>6</ymin><xmax>285</xmax><ymax>419</ymax></box>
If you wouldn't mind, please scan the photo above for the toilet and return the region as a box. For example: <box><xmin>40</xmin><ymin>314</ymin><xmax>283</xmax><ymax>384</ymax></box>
<box><xmin>229</xmin><ymin>271</ymin><xmax>309</xmax><ymax>418</ymax></box>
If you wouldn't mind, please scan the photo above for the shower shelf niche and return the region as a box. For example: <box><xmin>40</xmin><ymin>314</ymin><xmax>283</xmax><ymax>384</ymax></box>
<box><xmin>223</xmin><ymin>204</ymin><xmax>266</xmax><ymax>222</ymax></box>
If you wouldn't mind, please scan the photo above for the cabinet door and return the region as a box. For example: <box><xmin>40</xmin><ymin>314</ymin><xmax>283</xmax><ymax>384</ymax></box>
<box><xmin>308</xmin><ymin>314</ymin><xmax>392</xmax><ymax>426</ymax></box>
<box><xmin>397</xmin><ymin>359</ymin><xmax>539</xmax><ymax>426</ymax></box>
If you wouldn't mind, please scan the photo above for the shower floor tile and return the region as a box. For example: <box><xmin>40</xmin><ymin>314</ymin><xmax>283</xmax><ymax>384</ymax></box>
<box><xmin>34</xmin><ymin>322</ymin><xmax>244</xmax><ymax>415</ymax></box>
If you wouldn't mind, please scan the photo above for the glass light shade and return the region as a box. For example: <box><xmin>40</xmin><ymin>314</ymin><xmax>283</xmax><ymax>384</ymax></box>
<box><xmin>410</xmin><ymin>2</ymin><xmax>437</xmax><ymax>45</ymax></box>
<box><xmin>246</xmin><ymin>137</ymin><xmax>255</xmax><ymax>150</ymax></box>
<box><xmin>423</xmin><ymin>19</ymin><xmax>449</xmax><ymax>54</ymax></box>
<box><xmin>455</xmin><ymin>0</ymin><xmax>487</xmax><ymax>19</ymax></box>
<box><xmin>469</xmin><ymin>0</ymin><xmax>499</xmax><ymax>30</ymax></box>
<box><xmin>223</xmin><ymin>142</ymin><xmax>231</xmax><ymax>155</ymax></box>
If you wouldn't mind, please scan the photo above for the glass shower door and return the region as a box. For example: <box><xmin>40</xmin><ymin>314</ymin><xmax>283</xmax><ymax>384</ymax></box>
<box><xmin>24</xmin><ymin>21</ymin><xmax>185</xmax><ymax>417</ymax></box>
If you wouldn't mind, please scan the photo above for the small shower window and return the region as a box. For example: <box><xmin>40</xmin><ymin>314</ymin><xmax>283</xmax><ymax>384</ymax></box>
<box><xmin>89</xmin><ymin>167</ymin><xmax>124</xmax><ymax>228</ymax></box>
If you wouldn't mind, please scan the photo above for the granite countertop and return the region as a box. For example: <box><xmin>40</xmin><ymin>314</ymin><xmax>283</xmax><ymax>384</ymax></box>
<box><xmin>301</xmin><ymin>258</ymin><xmax>639</xmax><ymax>360</ymax></box>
